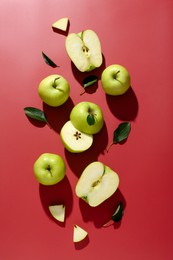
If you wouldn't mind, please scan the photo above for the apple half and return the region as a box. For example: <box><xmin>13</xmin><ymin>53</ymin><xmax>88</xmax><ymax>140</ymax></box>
<box><xmin>60</xmin><ymin>121</ymin><xmax>93</xmax><ymax>153</ymax></box>
<box><xmin>73</xmin><ymin>225</ymin><xmax>88</xmax><ymax>243</ymax></box>
<box><xmin>49</xmin><ymin>204</ymin><xmax>65</xmax><ymax>222</ymax></box>
<box><xmin>65</xmin><ymin>29</ymin><xmax>103</xmax><ymax>72</ymax></box>
<box><xmin>75</xmin><ymin>161</ymin><xmax>119</xmax><ymax>207</ymax></box>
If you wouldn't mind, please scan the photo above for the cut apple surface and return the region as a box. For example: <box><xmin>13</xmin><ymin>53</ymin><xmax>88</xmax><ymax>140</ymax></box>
<box><xmin>60</xmin><ymin>121</ymin><xmax>93</xmax><ymax>153</ymax></box>
<box><xmin>73</xmin><ymin>225</ymin><xmax>88</xmax><ymax>243</ymax></box>
<box><xmin>52</xmin><ymin>17</ymin><xmax>69</xmax><ymax>31</ymax></box>
<box><xmin>65</xmin><ymin>29</ymin><xmax>102</xmax><ymax>72</ymax></box>
<box><xmin>75</xmin><ymin>161</ymin><xmax>119</xmax><ymax>207</ymax></box>
<box><xmin>49</xmin><ymin>204</ymin><xmax>65</xmax><ymax>222</ymax></box>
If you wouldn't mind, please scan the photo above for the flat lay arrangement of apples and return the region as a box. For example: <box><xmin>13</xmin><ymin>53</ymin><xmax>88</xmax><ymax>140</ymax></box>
<box><xmin>24</xmin><ymin>17</ymin><xmax>131</xmax><ymax>243</ymax></box>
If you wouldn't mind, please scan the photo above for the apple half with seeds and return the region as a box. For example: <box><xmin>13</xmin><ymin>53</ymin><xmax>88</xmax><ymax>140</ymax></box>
<box><xmin>49</xmin><ymin>204</ymin><xmax>65</xmax><ymax>222</ymax></box>
<box><xmin>73</xmin><ymin>225</ymin><xmax>88</xmax><ymax>243</ymax></box>
<box><xmin>65</xmin><ymin>29</ymin><xmax>102</xmax><ymax>72</ymax></box>
<box><xmin>75</xmin><ymin>161</ymin><xmax>119</xmax><ymax>207</ymax></box>
<box><xmin>60</xmin><ymin>121</ymin><xmax>93</xmax><ymax>153</ymax></box>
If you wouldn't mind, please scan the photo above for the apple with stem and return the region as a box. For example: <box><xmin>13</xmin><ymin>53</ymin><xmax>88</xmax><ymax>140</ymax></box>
<box><xmin>73</xmin><ymin>225</ymin><xmax>88</xmax><ymax>243</ymax></box>
<box><xmin>101</xmin><ymin>64</ymin><xmax>131</xmax><ymax>95</ymax></box>
<box><xmin>60</xmin><ymin>120</ymin><xmax>93</xmax><ymax>153</ymax></box>
<box><xmin>33</xmin><ymin>153</ymin><xmax>66</xmax><ymax>185</ymax></box>
<box><xmin>70</xmin><ymin>101</ymin><xmax>104</xmax><ymax>135</ymax></box>
<box><xmin>65</xmin><ymin>29</ymin><xmax>102</xmax><ymax>72</ymax></box>
<box><xmin>38</xmin><ymin>74</ymin><xmax>70</xmax><ymax>107</ymax></box>
<box><xmin>75</xmin><ymin>161</ymin><xmax>119</xmax><ymax>207</ymax></box>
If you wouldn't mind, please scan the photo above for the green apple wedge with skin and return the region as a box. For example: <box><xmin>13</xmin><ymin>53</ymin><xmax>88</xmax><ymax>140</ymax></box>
<box><xmin>60</xmin><ymin>121</ymin><xmax>93</xmax><ymax>153</ymax></box>
<box><xmin>73</xmin><ymin>225</ymin><xmax>88</xmax><ymax>243</ymax></box>
<box><xmin>101</xmin><ymin>64</ymin><xmax>131</xmax><ymax>95</ymax></box>
<box><xmin>70</xmin><ymin>101</ymin><xmax>104</xmax><ymax>135</ymax></box>
<box><xmin>75</xmin><ymin>161</ymin><xmax>119</xmax><ymax>207</ymax></box>
<box><xmin>49</xmin><ymin>204</ymin><xmax>65</xmax><ymax>222</ymax></box>
<box><xmin>33</xmin><ymin>153</ymin><xmax>66</xmax><ymax>185</ymax></box>
<box><xmin>65</xmin><ymin>29</ymin><xmax>103</xmax><ymax>72</ymax></box>
<box><xmin>38</xmin><ymin>74</ymin><xmax>70</xmax><ymax>107</ymax></box>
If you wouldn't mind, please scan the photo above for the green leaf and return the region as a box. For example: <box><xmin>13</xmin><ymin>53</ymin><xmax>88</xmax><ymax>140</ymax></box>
<box><xmin>111</xmin><ymin>202</ymin><xmax>124</xmax><ymax>222</ymax></box>
<box><xmin>24</xmin><ymin>107</ymin><xmax>47</xmax><ymax>123</ymax></box>
<box><xmin>107</xmin><ymin>122</ymin><xmax>131</xmax><ymax>152</ymax></box>
<box><xmin>87</xmin><ymin>114</ymin><xmax>95</xmax><ymax>125</ymax></box>
<box><xmin>80</xmin><ymin>75</ymin><xmax>98</xmax><ymax>95</ymax></box>
<box><xmin>42</xmin><ymin>51</ymin><xmax>59</xmax><ymax>68</ymax></box>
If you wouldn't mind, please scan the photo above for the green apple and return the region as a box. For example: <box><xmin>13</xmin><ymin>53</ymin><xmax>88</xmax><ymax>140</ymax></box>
<box><xmin>52</xmin><ymin>17</ymin><xmax>69</xmax><ymax>32</ymax></box>
<box><xmin>70</xmin><ymin>101</ymin><xmax>104</xmax><ymax>135</ymax></box>
<box><xmin>73</xmin><ymin>225</ymin><xmax>88</xmax><ymax>243</ymax></box>
<box><xmin>75</xmin><ymin>161</ymin><xmax>119</xmax><ymax>207</ymax></box>
<box><xmin>60</xmin><ymin>120</ymin><xmax>93</xmax><ymax>153</ymax></box>
<box><xmin>49</xmin><ymin>204</ymin><xmax>65</xmax><ymax>222</ymax></box>
<box><xmin>101</xmin><ymin>64</ymin><xmax>131</xmax><ymax>95</ymax></box>
<box><xmin>65</xmin><ymin>29</ymin><xmax>103</xmax><ymax>72</ymax></box>
<box><xmin>33</xmin><ymin>153</ymin><xmax>66</xmax><ymax>185</ymax></box>
<box><xmin>38</xmin><ymin>74</ymin><xmax>70</xmax><ymax>107</ymax></box>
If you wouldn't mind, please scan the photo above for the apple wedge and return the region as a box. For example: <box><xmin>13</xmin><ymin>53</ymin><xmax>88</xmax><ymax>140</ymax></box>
<box><xmin>49</xmin><ymin>204</ymin><xmax>65</xmax><ymax>222</ymax></box>
<box><xmin>75</xmin><ymin>161</ymin><xmax>119</xmax><ymax>207</ymax></box>
<box><xmin>52</xmin><ymin>17</ymin><xmax>69</xmax><ymax>32</ymax></box>
<box><xmin>65</xmin><ymin>29</ymin><xmax>103</xmax><ymax>72</ymax></box>
<box><xmin>73</xmin><ymin>225</ymin><xmax>88</xmax><ymax>243</ymax></box>
<box><xmin>60</xmin><ymin>121</ymin><xmax>93</xmax><ymax>153</ymax></box>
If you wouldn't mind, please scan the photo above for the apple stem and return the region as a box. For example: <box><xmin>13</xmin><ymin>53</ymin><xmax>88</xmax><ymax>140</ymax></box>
<box><xmin>53</xmin><ymin>77</ymin><xmax>60</xmax><ymax>88</ymax></box>
<box><xmin>113</xmin><ymin>70</ymin><xmax>120</xmax><ymax>79</ymax></box>
<box><xmin>106</xmin><ymin>142</ymin><xmax>113</xmax><ymax>153</ymax></box>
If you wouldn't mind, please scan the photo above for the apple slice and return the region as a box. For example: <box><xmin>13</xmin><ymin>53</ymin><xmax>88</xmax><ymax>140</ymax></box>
<box><xmin>49</xmin><ymin>204</ymin><xmax>65</xmax><ymax>222</ymax></box>
<box><xmin>75</xmin><ymin>161</ymin><xmax>119</xmax><ymax>207</ymax></box>
<box><xmin>60</xmin><ymin>121</ymin><xmax>93</xmax><ymax>153</ymax></box>
<box><xmin>52</xmin><ymin>17</ymin><xmax>69</xmax><ymax>32</ymax></box>
<box><xmin>73</xmin><ymin>225</ymin><xmax>88</xmax><ymax>243</ymax></box>
<box><xmin>65</xmin><ymin>29</ymin><xmax>102</xmax><ymax>72</ymax></box>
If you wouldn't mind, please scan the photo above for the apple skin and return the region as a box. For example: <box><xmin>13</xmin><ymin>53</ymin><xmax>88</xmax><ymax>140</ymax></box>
<box><xmin>101</xmin><ymin>64</ymin><xmax>131</xmax><ymax>96</ymax></box>
<box><xmin>38</xmin><ymin>74</ymin><xmax>70</xmax><ymax>107</ymax></box>
<box><xmin>70</xmin><ymin>101</ymin><xmax>104</xmax><ymax>135</ymax></box>
<box><xmin>33</xmin><ymin>153</ymin><xmax>66</xmax><ymax>185</ymax></box>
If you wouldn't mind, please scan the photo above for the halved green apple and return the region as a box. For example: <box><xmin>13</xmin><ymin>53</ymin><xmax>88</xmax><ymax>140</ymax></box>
<box><xmin>73</xmin><ymin>224</ymin><xmax>88</xmax><ymax>243</ymax></box>
<box><xmin>60</xmin><ymin>121</ymin><xmax>93</xmax><ymax>153</ymax></box>
<box><xmin>65</xmin><ymin>29</ymin><xmax>103</xmax><ymax>72</ymax></box>
<box><xmin>49</xmin><ymin>204</ymin><xmax>65</xmax><ymax>222</ymax></box>
<box><xmin>75</xmin><ymin>161</ymin><xmax>119</xmax><ymax>207</ymax></box>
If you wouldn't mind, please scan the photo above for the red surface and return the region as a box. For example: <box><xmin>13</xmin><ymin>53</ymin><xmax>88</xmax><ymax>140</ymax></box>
<box><xmin>1</xmin><ymin>0</ymin><xmax>173</xmax><ymax>259</ymax></box>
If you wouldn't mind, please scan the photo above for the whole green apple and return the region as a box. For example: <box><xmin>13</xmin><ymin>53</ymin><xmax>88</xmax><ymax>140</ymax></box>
<box><xmin>101</xmin><ymin>64</ymin><xmax>131</xmax><ymax>95</ymax></box>
<box><xmin>38</xmin><ymin>74</ymin><xmax>70</xmax><ymax>107</ymax></box>
<box><xmin>33</xmin><ymin>153</ymin><xmax>66</xmax><ymax>185</ymax></box>
<box><xmin>70</xmin><ymin>101</ymin><xmax>104</xmax><ymax>135</ymax></box>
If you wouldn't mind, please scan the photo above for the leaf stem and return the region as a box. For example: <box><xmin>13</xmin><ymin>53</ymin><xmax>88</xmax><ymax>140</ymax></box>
<box><xmin>106</xmin><ymin>142</ymin><xmax>113</xmax><ymax>153</ymax></box>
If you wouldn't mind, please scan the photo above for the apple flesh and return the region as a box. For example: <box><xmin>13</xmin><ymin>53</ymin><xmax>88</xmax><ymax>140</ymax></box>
<box><xmin>70</xmin><ymin>101</ymin><xmax>104</xmax><ymax>135</ymax></box>
<box><xmin>33</xmin><ymin>153</ymin><xmax>66</xmax><ymax>185</ymax></box>
<box><xmin>65</xmin><ymin>29</ymin><xmax>102</xmax><ymax>72</ymax></box>
<box><xmin>49</xmin><ymin>204</ymin><xmax>65</xmax><ymax>222</ymax></box>
<box><xmin>75</xmin><ymin>161</ymin><xmax>119</xmax><ymax>207</ymax></box>
<box><xmin>73</xmin><ymin>225</ymin><xmax>88</xmax><ymax>243</ymax></box>
<box><xmin>60</xmin><ymin>121</ymin><xmax>93</xmax><ymax>153</ymax></box>
<box><xmin>101</xmin><ymin>64</ymin><xmax>131</xmax><ymax>95</ymax></box>
<box><xmin>38</xmin><ymin>74</ymin><xmax>70</xmax><ymax>107</ymax></box>
<box><xmin>52</xmin><ymin>17</ymin><xmax>69</xmax><ymax>32</ymax></box>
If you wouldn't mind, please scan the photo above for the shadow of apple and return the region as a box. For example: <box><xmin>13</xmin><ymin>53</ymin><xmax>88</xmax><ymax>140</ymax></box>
<box><xmin>78</xmin><ymin>188</ymin><xmax>126</xmax><ymax>229</ymax></box>
<box><xmin>64</xmin><ymin>123</ymin><xmax>108</xmax><ymax>177</ymax></box>
<box><xmin>42</xmin><ymin>97</ymin><xmax>74</xmax><ymax>133</ymax></box>
<box><xmin>106</xmin><ymin>87</ymin><xmax>139</xmax><ymax>121</ymax></box>
<box><xmin>39</xmin><ymin>175</ymin><xmax>73</xmax><ymax>226</ymax></box>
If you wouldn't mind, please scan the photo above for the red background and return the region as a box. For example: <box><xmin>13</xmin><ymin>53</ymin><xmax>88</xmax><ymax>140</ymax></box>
<box><xmin>1</xmin><ymin>0</ymin><xmax>173</xmax><ymax>259</ymax></box>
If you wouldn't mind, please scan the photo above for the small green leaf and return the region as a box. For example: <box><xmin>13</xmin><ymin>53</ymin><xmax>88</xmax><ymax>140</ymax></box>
<box><xmin>107</xmin><ymin>122</ymin><xmax>131</xmax><ymax>152</ymax></box>
<box><xmin>87</xmin><ymin>114</ymin><xmax>95</xmax><ymax>125</ymax></box>
<box><xmin>80</xmin><ymin>75</ymin><xmax>98</xmax><ymax>95</ymax></box>
<box><xmin>42</xmin><ymin>51</ymin><xmax>59</xmax><ymax>68</ymax></box>
<box><xmin>24</xmin><ymin>107</ymin><xmax>47</xmax><ymax>123</ymax></box>
<box><xmin>111</xmin><ymin>202</ymin><xmax>124</xmax><ymax>222</ymax></box>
